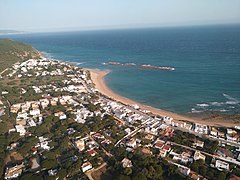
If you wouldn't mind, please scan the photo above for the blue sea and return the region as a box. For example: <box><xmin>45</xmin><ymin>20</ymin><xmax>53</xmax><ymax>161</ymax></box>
<box><xmin>2</xmin><ymin>24</ymin><xmax>240</xmax><ymax>116</ymax></box>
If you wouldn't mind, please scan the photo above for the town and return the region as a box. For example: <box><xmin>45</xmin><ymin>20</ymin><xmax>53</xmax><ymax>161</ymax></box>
<box><xmin>0</xmin><ymin>58</ymin><xmax>240</xmax><ymax>180</ymax></box>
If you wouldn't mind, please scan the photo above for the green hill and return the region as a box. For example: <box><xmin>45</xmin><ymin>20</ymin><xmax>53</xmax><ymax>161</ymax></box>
<box><xmin>0</xmin><ymin>39</ymin><xmax>41</xmax><ymax>72</ymax></box>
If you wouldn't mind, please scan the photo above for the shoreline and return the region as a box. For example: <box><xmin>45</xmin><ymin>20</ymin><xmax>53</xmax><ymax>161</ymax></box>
<box><xmin>87</xmin><ymin>68</ymin><xmax>240</xmax><ymax>127</ymax></box>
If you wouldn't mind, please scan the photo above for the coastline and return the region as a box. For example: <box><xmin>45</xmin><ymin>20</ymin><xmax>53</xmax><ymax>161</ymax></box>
<box><xmin>87</xmin><ymin>68</ymin><xmax>240</xmax><ymax>127</ymax></box>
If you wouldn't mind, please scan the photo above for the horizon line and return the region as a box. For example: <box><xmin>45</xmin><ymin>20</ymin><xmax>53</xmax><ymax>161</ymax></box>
<box><xmin>1</xmin><ymin>22</ymin><xmax>240</xmax><ymax>35</ymax></box>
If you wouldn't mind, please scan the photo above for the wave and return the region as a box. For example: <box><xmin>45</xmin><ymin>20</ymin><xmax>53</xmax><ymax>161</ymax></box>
<box><xmin>219</xmin><ymin>109</ymin><xmax>229</xmax><ymax>112</ymax></box>
<box><xmin>196</xmin><ymin>103</ymin><xmax>209</xmax><ymax>107</ymax></box>
<box><xmin>226</xmin><ymin>101</ymin><xmax>239</xmax><ymax>105</ymax></box>
<box><xmin>66</xmin><ymin>61</ymin><xmax>85</xmax><ymax>65</ymax></box>
<box><xmin>223</xmin><ymin>93</ymin><xmax>240</xmax><ymax>104</ymax></box>
<box><xmin>41</xmin><ymin>51</ymin><xmax>54</xmax><ymax>59</ymax></box>
<box><xmin>209</xmin><ymin>101</ymin><xmax>225</xmax><ymax>106</ymax></box>
<box><xmin>191</xmin><ymin>108</ymin><xmax>203</xmax><ymax>113</ymax></box>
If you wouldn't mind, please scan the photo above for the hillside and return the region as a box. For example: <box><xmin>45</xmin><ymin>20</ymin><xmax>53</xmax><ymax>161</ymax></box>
<box><xmin>0</xmin><ymin>39</ymin><xmax>41</xmax><ymax>72</ymax></box>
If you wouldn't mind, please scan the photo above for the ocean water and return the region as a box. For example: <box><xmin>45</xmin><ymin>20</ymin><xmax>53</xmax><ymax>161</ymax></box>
<box><xmin>2</xmin><ymin>24</ymin><xmax>240</xmax><ymax>116</ymax></box>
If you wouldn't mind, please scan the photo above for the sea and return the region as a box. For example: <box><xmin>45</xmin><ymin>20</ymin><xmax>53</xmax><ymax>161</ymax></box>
<box><xmin>1</xmin><ymin>24</ymin><xmax>240</xmax><ymax>116</ymax></box>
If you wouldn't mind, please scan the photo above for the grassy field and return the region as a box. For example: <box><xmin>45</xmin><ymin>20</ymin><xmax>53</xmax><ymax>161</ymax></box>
<box><xmin>0</xmin><ymin>39</ymin><xmax>41</xmax><ymax>72</ymax></box>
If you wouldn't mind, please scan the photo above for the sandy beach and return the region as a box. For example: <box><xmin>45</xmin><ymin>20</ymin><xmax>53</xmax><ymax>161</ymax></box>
<box><xmin>87</xmin><ymin>68</ymin><xmax>240</xmax><ymax>127</ymax></box>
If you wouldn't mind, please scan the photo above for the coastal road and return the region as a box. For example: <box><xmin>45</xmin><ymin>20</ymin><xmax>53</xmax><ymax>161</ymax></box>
<box><xmin>172</xmin><ymin>126</ymin><xmax>240</xmax><ymax>148</ymax></box>
<box><xmin>170</xmin><ymin>141</ymin><xmax>240</xmax><ymax>166</ymax></box>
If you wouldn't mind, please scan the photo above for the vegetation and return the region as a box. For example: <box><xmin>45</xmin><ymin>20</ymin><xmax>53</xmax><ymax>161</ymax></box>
<box><xmin>102</xmin><ymin>147</ymin><xmax>186</xmax><ymax>180</ymax></box>
<box><xmin>0</xmin><ymin>39</ymin><xmax>41</xmax><ymax>72</ymax></box>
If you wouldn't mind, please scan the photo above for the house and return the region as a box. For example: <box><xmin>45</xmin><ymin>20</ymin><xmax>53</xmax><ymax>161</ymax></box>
<box><xmin>193</xmin><ymin>151</ymin><xmax>206</xmax><ymax>161</ymax></box>
<box><xmin>173</xmin><ymin>151</ymin><xmax>193</xmax><ymax>164</ymax></box>
<box><xmin>82</xmin><ymin>162</ymin><xmax>92</xmax><ymax>172</ymax></box>
<box><xmin>10</xmin><ymin>104</ymin><xmax>21</xmax><ymax>113</ymax></box>
<box><xmin>101</xmin><ymin>139</ymin><xmax>112</xmax><ymax>145</ymax></box>
<box><xmin>50</xmin><ymin>99</ymin><xmax>58</xmax><ymax>106</ymax></box>
<box><xmin>54</xmin><ymin>111</ymin><xmax>67</xmax><ymax>120</ymax></box>
<box><xmin>126</xmin><ymin>138</ymin><xmax>137</xmax><ymax>148</ymax></box>
<box><xmin>171</xmin><ymin>120</ymin><xmax>186</xmax><ymax>128</ymax></box>
<box><xmin>29</xmin><ymin>109</ymin><xmax>40</xmax><ymax>116</ymax></box>
<box><xmin>184</xmin><ymin>123</ymin><xmax>193</xmax><ymax>130</ymax></box>
<box><xmin>125</xmin><ymin>128</ymin><xmax>131</xmax><ymax>135</ymax></box>
<box><xmin>142</xmin><ymin>147</ymin><xmax>152</xmax><ymax>155</ymax></box>
<box><xmin>189</xmin><ymin>171</ymin><xmax>200</xmax><ymax>180</ymax></box>
<box><xmin>154</xmin><ymin>140</ymin><xmax>165</xmax><ymax>149</ymax></box>
<box><xmin>163</xmin><ymin>116</ymin><xmax>173</xmax><ymax>125</ymax></box>
<box><xmin>160</xmin><ymin>149</ymin><xmax>168</xmax><ymax>157</ymax></box>
<box><xmin>193</xmin><ymin>140</ymin><xmax>204</xmax><ymax>148</ymax></box>
<box><xmin>159</xmin><ymin>127</ymin><xmax>174</xmax><ymax>137</ymax></box>
<box><xmin>178</xmin><ymin>165</ymin><xmax>190</xmax><ymax>176</ymax></box>
<box><xmin>93</xmin><ymin>133</ymin><xmax>105</xmax><ymax>139</ymax></box>
<box><xmin>40</xmin><ymin>141</ymin><xmax>50</xmax><ymax>150</ymax></box>
<box><xmin>4</xmin><ymin>163</ymin><xmax>24</xmax><ymax>179</ymax></box>
<box><xmin>75</xmin><ymin>139</ymin><xmax>85</xmax><ymax>151</ymax></box>
<box><xmin>15</xmin><ymin>125</ymin><xmax>26</xmax><ymax>136</ymax></box>
<box><xmin>162</xmin><ymin>145</ymin><xmax>171</xmax><ymax>152</ymax></box>
<box><xmin>218</xmin><ymin>132</ymin><xmax>225</xmax><ymax>139</ymax></box>
<box><xmin>16</xmin><ymin>112</ymin><xmax>28</xmax><ymax>120</ymax></box>
<box><xmin>16</xmin><ymin>120</ymin><xmax>27</xmax><ymax>126</ymax></box>
<box><xmin>8</xmin><ymin>142</ymin><xmax>18</xmax><ymax>150</ymax></box>
<box><xmin>40</xmin><ymin>99</ymin><xmax>49</xmax><ymax>109</ymax></box>
<box><xmin>28</xmin><ymin>119</ymin><xmax>36</xmax><ymax>127</ymax></box>
<box><xmin>227</xmin><ymin>129</ymin><xmax>237</xmax><ymax>136</ymax></box>
<box><xmin>121</xmin><ymin>158</ymin><xmax>133</xmax><ymax>168</ymax></box>
<box><xmin>31</xmin><ymin>103</ymin><xmax>39</xmax><ymax>110</ymax></box>
<box><xmin>30</xmin><ymin>158</ymin><xmax>40</xmax><ymax>169</ymax></box>
<box><xmin>210</xmin><ymin>128</ymin><xmax>218</xmax><ymax>137</ymax></box>
<box><xmin>145</xmin><ymin>134</ymin><xmax>154</xmax><ymax>141</ymax></box>
<box><xmin>2</xmin><ymin>91</ymin><xmax>9</xmax><ymax>95</ymax></box>
<box><xmin>194</xmin><ymin>123</ymin><xmax>208</xmax><ymax>134</ymax></box>
<box><xmin>215</xmin><ymin>160</ymin><xmax>229</xmax><ymax>171</ymax></box>
<box><xmin>48</xmin><ymin>169</ymin><xmax>58</xmax><ymax>176</ymax></box>
<box><xmin>87</xmin><ymin>149</ymin><xmax>97</xmax><ymax>157</ymax></box>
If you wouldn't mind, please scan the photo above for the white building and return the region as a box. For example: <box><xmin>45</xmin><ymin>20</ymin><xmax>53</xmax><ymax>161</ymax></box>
<box><xmin>30</xmin><ymin>109</ymin><xmax>40</xmax><ymax>116</ymax></box>
<box><xmin>215</xmin><ymin>160</ymin><xmax>229</xmax><ymax>171</ymax></box>
<box><xmin>193</xmin><ymin>151</ymin><xmax>206</xmax><ymax>161</ymax></box>
<box><xmin>15</xmin><ymin>125</ymin><xmax>26</xmax><ymax>136</ymax></box>
<box><xmin>82</xmin><ymin>162</ymin><xmax>92</xmax><ymax>172</ymax></box>
<box><xmin>121</xmin><ymin>158</ymin><xmax>133</xmax><ymax>168</ymax></box>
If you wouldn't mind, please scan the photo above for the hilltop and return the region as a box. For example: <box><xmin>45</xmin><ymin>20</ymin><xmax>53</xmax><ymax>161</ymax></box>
<box><xmin>0</xmin><ymin>39</ymin><xmax>41</xmax><ymax>72</ymax></box>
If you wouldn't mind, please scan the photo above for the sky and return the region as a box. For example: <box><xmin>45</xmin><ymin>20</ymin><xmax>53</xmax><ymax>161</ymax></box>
<box><xmin>0</xmin><ymin>0</ymin><xmax>240</xmax><ymax>32</ymax></box>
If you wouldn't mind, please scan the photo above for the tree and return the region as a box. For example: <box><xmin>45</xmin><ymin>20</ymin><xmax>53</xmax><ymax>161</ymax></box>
<box><xmin>132</xmin><ymin>172</ymin><xmax>147</xmax><ymax>180</ymax></box>
<box><xmin>117</xmin><ymin>175</ymin><xmax>130</xmax><ymax>180</ymax></box>
<box><xmin>147</xmin><ymin>166</ymin><xmax>155</xmax><ymax>179</ymax></box>
<box><xmin>217</xmin><ymin>172</ymin><xmax>227</xmax><ymax>180</ymax></box>
<box><xmin>199</xmin><ymin>165</ymin><xmax>207</xmax><ymax>176</ymax></box>
<box><xmin>123</xmin><ymin>167</ymin><xmax>132</xmax><ymax>176</ymax></box>
<box><xmin>155</xmin><ymin>165</ymin><xmax>163</xmax><ymax>177</ymax></box>
<box><xmin>42</xmin><ymin>159</ymin><xmax>58</xmax><ymax>169</ymax></box>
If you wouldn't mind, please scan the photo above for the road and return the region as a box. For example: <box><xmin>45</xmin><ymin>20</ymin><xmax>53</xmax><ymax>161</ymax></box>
<box><xmin>173</xmin><ymin>126</ymin><xmax>240</xmax><ymax>148</ymax></box>
<box><xmin>114</xmin><ymin>119</ymin><xmax>152</xmax><ymax>147</ymax></box>
<box><xmin>85</xmin><ymin>162</ymin><xmax>107</xmax><ymax>180</ymax></box>
<box><xmin>87</xmin><ymin>134</ymin><xmax>112</xmax><ymax>157</ymax></box>
<box><xmin>84</xmin><ymin>134</ymin><xmax>111</xmax><ymax>179</ymax></box>
<box><xmin>170</xmin><ymin>141</ymin><xmax>240</xmax><ymax>166</ymax></box>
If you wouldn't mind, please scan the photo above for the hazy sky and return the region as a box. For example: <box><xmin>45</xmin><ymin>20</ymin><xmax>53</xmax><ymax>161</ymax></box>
<box><xmin>0</xmin><ymin>0</ymin><xmax>240</xmax><ymax>32</ymax></box>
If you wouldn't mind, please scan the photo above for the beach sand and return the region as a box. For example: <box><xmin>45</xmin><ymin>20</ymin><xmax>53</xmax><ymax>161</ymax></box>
<box><xmin>87</xmin><ymin>68</ymin><xmax>239</xmax><ymax>127</ymax></box>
